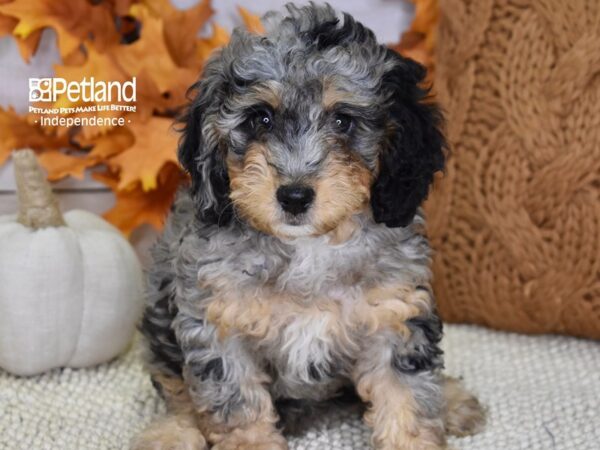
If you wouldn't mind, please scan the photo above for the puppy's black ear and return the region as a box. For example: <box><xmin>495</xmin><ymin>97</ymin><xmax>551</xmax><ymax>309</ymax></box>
<box><xmin>178</xmin><ymin>73</ymin><xmax>233</xmax><ymax>226</ymax></box>
<box><xmin>371</xmin><ymin>50</ymin><xmax>446</xmax><ymax>228</ymax></box>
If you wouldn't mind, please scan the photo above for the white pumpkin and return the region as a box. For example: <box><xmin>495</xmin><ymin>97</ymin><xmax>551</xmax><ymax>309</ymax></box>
<box><xmin>0</xmin><ymin>149</ymin><xmax>143</xmax><ymax>376</ymax></box>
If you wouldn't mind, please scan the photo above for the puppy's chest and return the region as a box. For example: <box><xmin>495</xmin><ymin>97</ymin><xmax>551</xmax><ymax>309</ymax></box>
<box><xmin>278</xmin><ymin>239</ymin><xmax>373</xmax><ymax>291</ymax></box>
<box><xmin>257</xmin><ymin>302</ymin><xmax>357</xmax><ymax>399</ymax></box>
<box><xmin>197</xmin><ymin>229</ymin><xmax>429</xmax><ymax>395</ymax></box>
<box><xmin>202</xmin><ymin>244</ymin><xmax>372</xmax><ymax>392</ymax></box>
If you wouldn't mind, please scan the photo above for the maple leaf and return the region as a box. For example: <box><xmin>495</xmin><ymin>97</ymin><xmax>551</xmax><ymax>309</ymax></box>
<box><xmin>0</xmin><ymin>1</ymin><xmax>42</xmax><ymax>62</ymax></box>
<box><xmin>143</xmin><ymin>0</ymin><xmax>214</xmax><ymax>69</ymax></box>
<box><xmin>15</xmin><ymin>29</ymin><xmax>42</xmax><ymax>61</ymax></box>
<box><xmin>61</xmin><ymin>45</ymin><xmax>87</xmax><ymax>66</ymax></box>
<box><xmin>0</xmin><ymin>107</ymin><xmax>69</xmax><ymax>166</ymax></box>
<box><xmin>49</xmin><ymin>45</ymin><xmax>129</xmax><ymax>139</ymax></box>
<box><xmin>238</xmin><ymin>6</ymin><xmax>264</xmax><ymax>34</ymax></box>
<box><xmin>0</xmin><ymin>0</ymin><xmax>119</xmax><ymax>58</ymax></box>
<box><xmin>83</xmin><ymin>126</ymin><xmax>135</xmax><ymax>161</ymax></box>
<box><xmin>37</xmin><ymin>127</ymin><xmax>135</xmax><ymax>181</ymax></box>
<box><xmin>37</xmin><ymin>150</ymin><xmax>95</xmax><ymax>181</ymax></box>
<box><xmin>393</xmin><ymin>0</ymin><xmax>438</xmax><ymax>74</ymax></box>
<box><xmin>108</xmin><ymin>116</ymin><xmax>179</xmax><ymax>191</ymax></box>
<box><xmin>107</xmin><ymin>0</ymin><xmax>136</xmax><ymax>17</ymax></box>
<box><xmin>114</xmin><ymin>4</ymin><xmax>196</xmax><ymax>94</ymax></box>
<box><xmin>94</xmin><ymin>163</ymin><xmax>186</xmax><ymax>236</ymax></box>
<box><xmin>133</xmin><ymin>69</ymin><xmax>171</xmax><ymax>122</ymax></box>
<box><xmin>53</xmin><ymin>46</ymin><xmax>128</xmax><ymax>107</ymax></box>
<box><xmin>0</xmin><ymin>1</ymin><xmax>13</xmax><ymax>36</ymax></box>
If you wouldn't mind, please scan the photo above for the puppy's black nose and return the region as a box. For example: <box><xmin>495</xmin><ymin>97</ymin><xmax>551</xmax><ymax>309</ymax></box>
<box><xmin>276</xmin><ymin>185</ymin><xmax>315</xmax><ymax>215</ymax></box>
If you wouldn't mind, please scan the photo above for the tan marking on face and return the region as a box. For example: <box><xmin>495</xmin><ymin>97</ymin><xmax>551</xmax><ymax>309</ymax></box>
<box><xmin>322</xmin><ymin>86</ymin><xmax>349</xmax><ymax>109</ymax></box>
<box><xmin>228</xmin><ymin>143</ymin><xmax>280</xmax><ymax>235</ymax></box>
<box><xmin>246</xmin><ymin>80</ymin><xmax>283</xmax><ymax>109</ymax></box>
<box><xmin>312</xmin><ymin>150</ymin><xmax>373</xmax><ymax>235</ymax></box>
<box><xmin>322</xmin><ymin>78</ymin><xmax>372</xmax><ymax>109</ymax></box>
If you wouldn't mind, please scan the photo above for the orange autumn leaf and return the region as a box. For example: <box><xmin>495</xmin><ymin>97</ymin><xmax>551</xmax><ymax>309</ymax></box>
<box><xmin>37</xmin><ymin>150</ymin><xmax>96</xmax><ymax>181</ymax></box>
<box><xmin>238</xmin><ymin>6</ymin><xmax>264</xmax><ymax>34</ymax></box>
<box><xmin>411</xmin><ymin>0</ymin><xmax>438</xmax><ymax>33</ymax></box>
<box><xmin>107</xmin><ymin>0</ymin><xmax>137</xmax><ymax>16</ymax></box>
<box><xmin>114</xmin><ymin>3</ymin><xmax>196</xmax><ymax>94</ymax></box>
<box><xmin>15</xmin><ymin>28</ymin><xmax>42</xmax><ymax>62</ymax></box>
<box><xmin>143</xmin><ymin>0</ymin><xmax>214</xmax><ymax>69</ymax></box>
<box><xmin>141</xmin><ymin>0</ymin><xmax>175</xmax><ymax>16</ymax></box>
<box><xmin>38</xmin><ymin>127</ymin><xmax>135</xmax><ymax>181</ymax></box>
<box><xmin>108</xmin><ymin>116</ymin><xmax>179</xmax><ymax>191</ymax></box>
<box><xmin>51</xmin><ymin>45</ymin><xmax>129</xmax><ymax>138</ymax></box>
<box><xmin>393</xmin><ymin>0</ymin><xmax>438</xmax><ymax>75</ymax></box>
<box><xmin>54</xmin><ymin>46</ymin><xmax>128</xmax><ymax>109</ymax></box>
<box><xmin>84</xmin><ymin>126</ymin><xmax>135</xmax><ymax>160</ymax></box>
<box><xmin>0</xmin><ymin>107</ymin><xmax>69</xmax><ymax>165</ymax></box>
<box><xmin>164</xmin><ymin>0</ymin><xmax>213</xmax><ymax>69</ymax></box>
<box><xmin>134</xmin><ymin>69</ymin><xmax>173</xmax><ymax>122</ymax></box>
<box><xmin>0</xmin><ymin>1</ymin><xmax>42</xmax><ymax>62</ymax></box>
<box><xmin>0</xmin><ymin>0</ymin><xmax>14</xmax><ymax>36</ymax></box>
<box><xmin>0</xmin><ymin>0</ymin><xmax>119</xmax><ymax>58</ymax></box>
<box><xmin>94</xmin><ymin>163</ymin><xmax>186</xmax><ymax>235</ymax></box>
<box><xmin>61</xmin><ymin>45</ymin><xmax>87</xmax><ymax>66</ymax></box>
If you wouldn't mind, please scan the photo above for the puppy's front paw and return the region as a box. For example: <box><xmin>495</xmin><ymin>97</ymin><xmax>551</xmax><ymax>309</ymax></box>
<box><xmin>375</xmin><ymin>430</ymin><xmax>446</xmax><ymax>450</ymax></box>
<box><xmin>211</xmin><ymin>423</ymin><xmax>288</xmax><ymax>450</ymax></box>
<box><xmin>131</xmin><ymin>414</ymin><xmax>207</xmax><ymax>450</ymax></box>
<box><xmin>443</xmin><ymin>377</ymin><xmax>486</xmax><ymax>437</ymax></box>
<box><xmin>370</xmin><ymin>414</ymin><xmax>446</xmax><ymax>450</ymax></box>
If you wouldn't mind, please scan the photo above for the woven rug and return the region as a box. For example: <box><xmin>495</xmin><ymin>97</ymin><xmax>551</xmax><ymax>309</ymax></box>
<box><xmin>1</xmin><ymin>325</ymin><xmax>598</xmax><ymax>450</ymax></box>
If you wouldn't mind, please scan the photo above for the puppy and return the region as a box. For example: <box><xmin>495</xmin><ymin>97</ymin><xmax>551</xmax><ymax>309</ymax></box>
<box><xmin>134</xmin><ymin>3</ymin><xmax>485</xmax><ymax>449</ymax></box>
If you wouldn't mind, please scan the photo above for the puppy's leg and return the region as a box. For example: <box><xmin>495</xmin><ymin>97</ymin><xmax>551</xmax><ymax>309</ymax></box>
<box><xmin>352</xmin><ymin>285</ymin><xmax>448</xmax><ymax>449</ymax></box>
<box><xmin>442</xmin><ymin>376</ymin><xmax>486</xmax><ymax>437</ymax></box>
<box><xmin>354</xmin><ymin>362</ymin><xmax>446</xmax><ymax>450</ymax></box>
<box><xmin>132</xmin><ymin>373</ymin><xmax>208</xmax><ymax>450</ymax></box>
<box><xmin>194</xmin><ymin>369</ymin><xmax>288</xmax><ymax>450</ymax></box>
<box><xmin>179</xmin><ymin>324</ymin><xmax>287</xmax><ymax>450</ymax></box>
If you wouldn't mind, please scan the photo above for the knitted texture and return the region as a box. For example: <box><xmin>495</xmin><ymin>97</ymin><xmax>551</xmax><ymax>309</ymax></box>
<box><xmin>1</xmin><ymin>326</ymin><xmax>599</xmax><ymax>450</ymax></box>
<box><xmin>426</xmin><ymin>0</ymin><xmax>600</xmax><ymax>338</ymax></box>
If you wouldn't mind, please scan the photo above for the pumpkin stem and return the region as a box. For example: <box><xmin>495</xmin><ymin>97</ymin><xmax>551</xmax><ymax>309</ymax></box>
<box><xmin>13</xmin><ymin>149</ymin><xmax>66</xmax><ymax>229</ymax></box>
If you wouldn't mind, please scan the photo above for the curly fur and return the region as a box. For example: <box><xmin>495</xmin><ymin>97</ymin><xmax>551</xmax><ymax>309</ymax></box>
<box><xmin>136</xmin><ymin>3</ymin><xmax>484</xmax><ymax>450</ymax></box>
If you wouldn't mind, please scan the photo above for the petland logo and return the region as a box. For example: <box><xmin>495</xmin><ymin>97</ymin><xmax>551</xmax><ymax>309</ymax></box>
<box><xmin>29</xmin><ymin>77</ymin><xmax>136</xmax><ymax>103</ymax></box>
<box><xmin>28</xmin><ymin>77</ymin><xmax>137</xmax><ymax>127</ymax></box>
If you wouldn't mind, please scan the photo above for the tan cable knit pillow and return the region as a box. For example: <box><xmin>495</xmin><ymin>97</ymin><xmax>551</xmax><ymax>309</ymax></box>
<box><xmin>425</xmin><ymin>0</ymin><xmax>600</xmax><ymax>339</ymax></box>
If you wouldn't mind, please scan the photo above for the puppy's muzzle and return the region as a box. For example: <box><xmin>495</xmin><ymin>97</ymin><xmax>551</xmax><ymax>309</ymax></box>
<box><xmin>276</xmin><ymin>184</ymin><xmax>315</xmax><ymax>215</ymax></box>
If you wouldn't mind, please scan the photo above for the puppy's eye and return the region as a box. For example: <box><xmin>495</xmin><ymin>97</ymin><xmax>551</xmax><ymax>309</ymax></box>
<box><xmin>252</xmin><ymin>110</ymin><xmax>273</xmax><ymax>131</ymax></box>
<box><xmin>333</xmin><ymin>114</ymin><xmax>353</xmax><ymax>133</ymax></box>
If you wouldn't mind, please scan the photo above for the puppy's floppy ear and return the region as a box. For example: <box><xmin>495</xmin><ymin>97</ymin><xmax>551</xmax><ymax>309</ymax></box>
<box><xmin>178</xmin><ymin>63</ymin><xmax>233</xmax><ymax>226</ymax></box>
<box><xmin>371</xmin><ymin>50</ymin><xmax>446</xmax><ymax>228</ymax></box>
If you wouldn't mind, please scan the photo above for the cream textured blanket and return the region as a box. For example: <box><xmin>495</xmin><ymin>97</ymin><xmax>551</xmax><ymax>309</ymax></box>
<box><xmin>1</xmin><ymin>325</ymin><xmax>598</xmax><ymax>450</ymax></box>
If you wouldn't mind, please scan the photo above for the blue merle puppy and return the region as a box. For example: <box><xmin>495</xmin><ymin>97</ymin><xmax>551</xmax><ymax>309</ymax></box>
<box><xmin>134</xmin><ymin>3</ymin><xmax>485</xmax><ymax>450</ymax></box>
